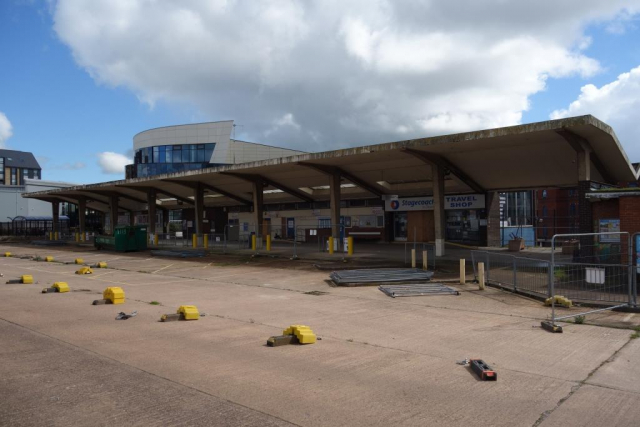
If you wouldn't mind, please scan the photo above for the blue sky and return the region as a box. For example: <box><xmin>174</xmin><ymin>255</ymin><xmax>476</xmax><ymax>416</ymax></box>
<box><xmin>1</xmin><ymin>1</ymin><xmax>639</xmax><ymax>184</ymax></box>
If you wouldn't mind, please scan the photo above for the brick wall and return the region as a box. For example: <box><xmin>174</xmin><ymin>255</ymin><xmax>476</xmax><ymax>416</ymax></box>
<box><xmin>620</xmin><ymin>197</ymin><xmax>640</xmax><ymax>238</ymax></box>
<box><xmin>591</xmin><ymin>199</ymin><xmax>620</xmax><ymax>230</ymax></box>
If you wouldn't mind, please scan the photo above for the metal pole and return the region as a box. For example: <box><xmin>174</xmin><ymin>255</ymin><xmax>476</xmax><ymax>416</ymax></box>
<box><xmin>628</xmin><ymin>233</ymin><xmax>633</xmax><ymax>307</ymax></box>
<box><xmin>513</xmin><ymin>256</ymin><xmax>517</xmax><ymax>291</ymax></box>
<box><xmin>551</xmin><ymin>235</ymin><xmax>556</xmax><ymax>325</ymax></box>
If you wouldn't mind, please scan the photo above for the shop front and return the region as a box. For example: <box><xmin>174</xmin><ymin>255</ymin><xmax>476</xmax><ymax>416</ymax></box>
<box><xmin>385</xmin><ymin>194</ymin><xmax>487</xmax><ymax>245</ymax></box>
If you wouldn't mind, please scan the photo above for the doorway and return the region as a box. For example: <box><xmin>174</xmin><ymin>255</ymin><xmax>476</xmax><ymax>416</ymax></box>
<box><xmin>393</xmin><ymin>212</ymin><xmax>408</xmax><ymax>241</ymax></box>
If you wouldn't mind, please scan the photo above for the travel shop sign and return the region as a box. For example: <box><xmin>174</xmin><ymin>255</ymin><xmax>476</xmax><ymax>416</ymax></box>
<box><xmin>385</xmin><ymin>194</ymin><xmax>485</xmax><ymax>211</ymax></box>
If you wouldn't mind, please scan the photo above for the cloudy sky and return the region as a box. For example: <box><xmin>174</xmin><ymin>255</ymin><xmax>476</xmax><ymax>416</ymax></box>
<box><xmin>1</xmin><ymin>0</ymin><xmax>639</xmax><ymax>183</ymax></box>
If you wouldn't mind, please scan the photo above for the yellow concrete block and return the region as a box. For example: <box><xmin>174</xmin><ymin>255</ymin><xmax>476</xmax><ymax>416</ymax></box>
<box><xmin>545</xmin><ymin>295</ymin><xmax>573</xmax><ymax>308</ymax></box>
<box><xmin>177</xmin><ymin>305</ymin><xmax>199</xmax><ymax>320</ymax></box>
<box><xmin>96</xmin><ymin>261</ymin><xmax>107</xmax><ymax>268</ymax></box>
<box><xmin>4</xmin><ymin>252</ymin><xmax>11</xmax><ymax>257</ymax></box>
<box><xmin>45</xmin><ymin>256</ymin><xmax>54</xmax><ymax>262</ymax></box>
<box><xmin>21</xmin><ymin>275</ymin><xmax>34</xmax><ymax>284</ymax></box>
<box><xmin>282</xmin><ymin>324</ymin><xmax>317</xmax><ymax>345</ymax></box>
<box><xmin>53</xmin><ymin>282</ymin><xmax>70</xmax><ymax>293</ymax></box>
<box><xmin>76</xmin><ymin>267</ymin><xmax>93</xmax><ymax>275</ymax></box>
<box><xmin>75</xmin><ymin>258</ymin><xmax>84</xmax><ymax>264</ymax></box>
<box><xmin>103</xmin><ymin>286</ymin><xmax>125</xmax><ymax>304</ymax></box>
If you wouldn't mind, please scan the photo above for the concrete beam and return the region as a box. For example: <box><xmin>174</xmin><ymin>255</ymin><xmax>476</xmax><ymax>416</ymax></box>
<box><xmin>117</xmin><ymin>185</ymin><xmax>194</xmax><ymax>206</ymax></box>
<box><xmin>163</xmin><ymin>179</ymin><xmax>252</xmax><ymax>206</ymax></box>
<box><xmin>81</xmin><ymin>189</ymin><xmax>147</xmax><ymax>205</ymax></box>
<box><xmin>556</xmin><ymin>130</ymin><xmax>615</xmax><ymax>184</ymax></box>
<box><xmin>297</xmin><ymin>162</ymin><xmax>385</xmax><ymax>197</ymax></box>
<box><xmin>401</xmin><ymin>148</ymin><xmax>485</xmax><ymax>194</ymax></box>
<box><xmin>222</xmin><ymin>172</ymin><xmax>314</xmax><ymax>203</ymax></box>
<box><xmin>432</xmin><ymin>164</ymin><xmax>446</xmax><ymax>256</ymax></box>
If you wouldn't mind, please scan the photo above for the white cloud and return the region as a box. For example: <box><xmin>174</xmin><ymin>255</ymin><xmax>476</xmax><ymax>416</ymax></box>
<box><xmin>551</xmin><ymin>65</ymin><xmax>640</xmax><ymax>160</ymax></box>
<box><xmin>51</xmin><ymin>1</ymin><xmax>640</xmax><ymax>151</ymax></box>
<box><xmin>0</xmin><ymin>112</ymin><xmax>13</xmax><ymax>148</ymax></box>
<box><xmin>97</xmin><ymin>151</ymin><xmax>130</xmax><ymax>175</ymax></box>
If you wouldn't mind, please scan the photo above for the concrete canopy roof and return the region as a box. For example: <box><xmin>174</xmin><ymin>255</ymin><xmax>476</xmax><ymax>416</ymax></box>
<box><xmin>23</xmin><ymin>115</ymin><xmax>638</xmax><ymax>210</ymax></box>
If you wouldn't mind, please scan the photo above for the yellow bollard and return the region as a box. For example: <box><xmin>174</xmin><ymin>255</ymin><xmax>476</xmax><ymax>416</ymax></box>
<box><xmin>204</xmin><ymin>234</ymin><xmax>209</xmax><ymax>249</ymax></box>
<box><xmin>49</xmin><ymin>231</ymin><xmax>53</xmax><ymax>241</ymax></box>
<box><xmin>75</xmin><ymin>232</ymin><xmax>79</xmax><ymax>243</ymax></box>
<box><xmin>252</xmin><ymin>235</ymin><xmax>256</xmax><ymax>251</ymax></box>
<box><xmin>460</xmin><ymin>259</ymin><xmax>466</xmax><ymax>285</ymax></box>
<box><xmin>54</xmin><ymin>231</ymin><xmax>59</xmax><ymax>241</ymax></box>
<box><xmin>411</xmin><ymin>249</ymin><xmax>416</xmax><ymax>268</ymax></box>
<box><xmin>347</xmin><ymin>236</ymin><xmax>353</xmax><ymax>255</ymax></box>
<box><xmin>328</xmin><ymin>237</ymin><xmax>334</xmax><ymax>254</ymax></box>
<box><xmin>266</xmin><ymin>235</ymin><xmax>271</xmax><ymax>251</ymax></box>
<box><xmin>154</xmin><ymin>234</ymin><xmax>159</xmax><ymax>246</ymax></box>
<box><xmin>478</xmin><ymin>262</ymin><xmax>486</xmax><ymax>290</ymax></box>
<box><xmin>423</xmin><ymin>250</ymin><xmax>428</xmax><ymax>270</ymax></box>
<box><xmin>192</xmin><ymin>234</ymin><xmax>197</xmax><ymax>248</ymax></box>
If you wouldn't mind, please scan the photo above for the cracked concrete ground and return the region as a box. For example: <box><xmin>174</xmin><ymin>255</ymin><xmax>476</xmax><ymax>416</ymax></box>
<box><xmin>0</xmin><ymin>244</ymin><xmax>639</xmax><ymax>427</ymax></box>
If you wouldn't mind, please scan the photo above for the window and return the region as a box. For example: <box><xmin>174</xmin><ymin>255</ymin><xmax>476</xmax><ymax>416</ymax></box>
<box><xmin>318</xmin><ymin>218</ymin><xmax>331</xmax><ymax>228</ymax></box>
<box><xmin>500</xmin><ymin>191</ymin><xmax>533</xmax><ymax>226</ymax></box>
<box><xmin>542</xmin><ymin>206</ymin><xmax>548</xmax><ymax>217</ymax></box>
<box><xmin>569</xmin><ymin>203</ymin><xmax>576</xmax><ymax>216</ymax></box>
<box><xmin>10</xmin><ymin>168</ymin><xmax>17</xmax><ymax>185</ymax></box>
<box><xmin>172</xmin><ymin>145</ymin><xmax>182</xmax><ymax>163</ymax></box>
<box><xmin>0</xmin><ymin>157</ymin><xmax>4</xmax><ymax>184</ymax></box>
<box><xmin>542</xmin><ymin>190</ymin><xmax>547</xmax><ymax>199</ymax></box>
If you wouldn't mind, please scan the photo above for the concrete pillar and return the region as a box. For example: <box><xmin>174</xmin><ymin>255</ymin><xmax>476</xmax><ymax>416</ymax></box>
<box><xmin>194</xmin><ymin>183</ymin><xmax>205</xmax><ymax>244</ymax></box>
<box><xmin>252</xmin><ymin>179</ymin><xmax>264</xmax><ymax>238</ymax></box>
<box><xmin>330</xmin><ymin>173</ymin><xmax>341</xmax><ymax>240</ymax></box>
<box><xmin>147</xmin><ymin>188</ymin><xmax>157</xmax><ymax>236</ymax></box>
<box><xmin>577</xmin><ymin>149</ymin><xmax>593</xmax><ymax>261</ymax></box>
<box><xmin>52</xmin><ymin>201</ymin><xmax>60</xmax><ymax>236</ymax></box>
<box><xmin>161</xmin><ymin>208</ymin><xmax>170</xmax><ymax>234</ymax></box>
<box><xmin>78</xmin><ymin>198</ymin><xmax>86</xmax><ymax>240</ymax></box>
<box><xmin>485</xmin><ymin>192</ymin><xmax>501</xmax><ymax>247</ymax></box>
<box><xmin>109</xmin><ymin>196</ymin><xmax>119</xmax><ymax>236</ymax></box>
<box><xmin>432</xmin><ymin>164</ymin><xmax>445</xmax><ymax>256</ymax></box>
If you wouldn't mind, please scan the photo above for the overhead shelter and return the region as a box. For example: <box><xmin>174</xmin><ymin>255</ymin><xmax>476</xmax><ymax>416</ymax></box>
<box><xmin>23</xmin><ymin>115</ymin><xmax>638</xmax><ymax>255</ymax></box>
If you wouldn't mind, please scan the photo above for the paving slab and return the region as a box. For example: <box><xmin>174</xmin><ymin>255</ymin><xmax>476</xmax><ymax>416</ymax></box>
<box><xmin>0</xmin><ymin>320</ymin><xmax>295</xmax><ymax>427</ymax></box>
<box><xmin>586</xmin><ymin>337</ymin><xmax>640</xmax><ymax>393</ymax></box>
<box><xmin>538</xmin><ymin>384</ymin><xmax>640</xmax><ymax>427</ymax></box>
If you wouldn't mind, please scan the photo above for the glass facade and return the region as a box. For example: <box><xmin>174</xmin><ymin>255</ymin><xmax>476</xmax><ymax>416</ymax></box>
<box><xmin>133</xmin><ymin>143</ymin><xmax>216</xmax><ymax>178</ymax></box>
<box><xmin>135</xmin><ymin>143</ymin><xmax>215</xmax><ymax>165</ymax></box>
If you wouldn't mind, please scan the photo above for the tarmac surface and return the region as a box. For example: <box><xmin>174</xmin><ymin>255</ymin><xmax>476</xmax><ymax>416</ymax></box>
<box><xmin>1</xmin><ymin>243</ymin><xmax>639</xmax><ymax>427</ymax></box>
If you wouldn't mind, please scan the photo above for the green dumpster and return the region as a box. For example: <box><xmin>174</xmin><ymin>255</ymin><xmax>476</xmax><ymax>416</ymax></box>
<box><xmin>94</xmin><ymin>225</ymin><xmax>148</xmax><ymax>252</ymax></box>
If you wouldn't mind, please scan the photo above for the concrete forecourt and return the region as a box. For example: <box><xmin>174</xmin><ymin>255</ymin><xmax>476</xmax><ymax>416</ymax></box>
<box><xmin>1</xmin><ymin>244</ymin><xmax>639</xmax><ymax>426</ymax></box>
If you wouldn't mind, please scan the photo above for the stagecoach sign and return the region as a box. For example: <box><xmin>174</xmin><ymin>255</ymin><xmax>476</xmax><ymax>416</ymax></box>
<box><xmin>384</xmin><ymin>194</ymin><xmax>485</xmax><ymax>211</ymax></box>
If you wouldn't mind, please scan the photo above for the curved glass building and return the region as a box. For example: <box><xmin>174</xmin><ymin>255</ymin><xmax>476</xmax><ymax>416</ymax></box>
<box><xmin>127</xmin><ymin>120</ymin><xmax>303</xmax><ymax>178</ymax></box>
